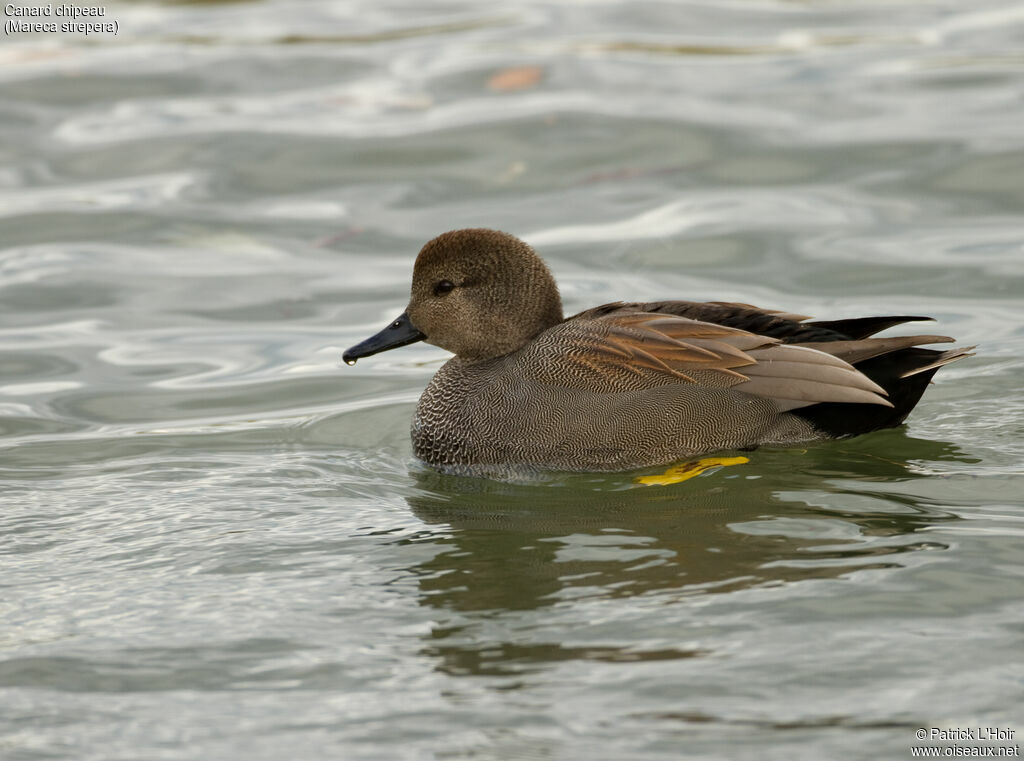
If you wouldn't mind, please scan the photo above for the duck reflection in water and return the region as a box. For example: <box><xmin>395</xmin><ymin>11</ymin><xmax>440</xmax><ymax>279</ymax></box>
<box><xmin>400</xmin><ymin>431</ymin><xmax>973</xmax><ymax>678</ymax></box>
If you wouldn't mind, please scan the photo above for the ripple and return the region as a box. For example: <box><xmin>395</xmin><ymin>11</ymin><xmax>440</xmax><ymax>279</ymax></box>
<box><xmin>527</xmin><ymin>189</ymin><xmax>867</xmax><ymax>247</ymax></box>
<box><xmin>0</xmin><ymin>381</ymin><xmax>82</xmax><ymax>396</ymax></box>
<box><xmin>0</xmin><ymin>172</ymin><xmax>201</xmax><ymax>218</ymax></box>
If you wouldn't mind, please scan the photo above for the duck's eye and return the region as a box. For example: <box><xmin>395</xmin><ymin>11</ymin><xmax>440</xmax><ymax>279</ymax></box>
<box><xmin>433</xmin><ymin>280</ymin><xmax>455</xmax><ymax>296</ymax></box>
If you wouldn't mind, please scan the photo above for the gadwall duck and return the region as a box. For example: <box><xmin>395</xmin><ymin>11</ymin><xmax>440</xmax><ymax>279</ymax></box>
<box><xmin>344</xmin><ymin>229</ymin><xmax>971</xmax><ymax>477</ymax></box>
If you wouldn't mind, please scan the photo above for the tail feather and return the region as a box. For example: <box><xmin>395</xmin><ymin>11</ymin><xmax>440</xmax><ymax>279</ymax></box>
<box><xmin>900</xmin><ymin>346</ymin><xmax>975</xmax><ymax>378</ymax></box>
<box><xmin>791</xmin><ymin>344</ymin><xmax>972</xmax><ymax>437</ymax></box>
<box><xmin>805</xmin><ymin>315</ymin><xmax>934</xmax><ymax>340</ymax></box>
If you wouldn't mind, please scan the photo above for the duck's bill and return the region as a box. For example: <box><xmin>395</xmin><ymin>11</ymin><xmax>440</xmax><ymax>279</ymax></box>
<box><xmin>343</xmin><ymin>311</ymin><xmax>426</xmax><ymax>364</ymax></box>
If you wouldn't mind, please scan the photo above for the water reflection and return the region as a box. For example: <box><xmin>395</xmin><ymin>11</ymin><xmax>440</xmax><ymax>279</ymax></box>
<box><xmin>404</xmin><ymin>431</ymin><xmax>972</xmax><ymax>677</ymax></box>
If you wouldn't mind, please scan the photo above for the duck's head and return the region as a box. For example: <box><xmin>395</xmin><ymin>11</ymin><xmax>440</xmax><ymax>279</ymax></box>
<box><xmin>343</xmin><ymin>229</ymin><xmax>564</xmax><ymax>364</ymax></box>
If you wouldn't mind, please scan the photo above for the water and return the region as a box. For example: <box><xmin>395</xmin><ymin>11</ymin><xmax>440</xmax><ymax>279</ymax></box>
<box><xmin>2</xmin><ymin>1</ymin><xmax>1023</xmax><ymax>759</ymax></box>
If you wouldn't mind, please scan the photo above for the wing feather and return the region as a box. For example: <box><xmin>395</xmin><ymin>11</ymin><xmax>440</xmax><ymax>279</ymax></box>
<box><xmin>528</xmin><ymin>310</ymin><xmax>893</xmax><ymax>410</ymax></box>
<box><xmin>792</xmin><ymin>335</ymin><xmax>953</xmax><ymax>365</ymax></box>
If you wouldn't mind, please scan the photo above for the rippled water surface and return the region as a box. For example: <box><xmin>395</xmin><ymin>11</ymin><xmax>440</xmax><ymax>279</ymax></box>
<box><xmin>2</xmin><ymin>1</ymin><xmax>1023</xmax><ymax>759</ymax></box>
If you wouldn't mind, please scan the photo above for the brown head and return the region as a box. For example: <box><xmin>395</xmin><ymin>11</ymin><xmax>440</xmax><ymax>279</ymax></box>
<box><xmin>343</xmin><ymin>229</ymin><xmax>564</xmax><ymax>363</ymax></box>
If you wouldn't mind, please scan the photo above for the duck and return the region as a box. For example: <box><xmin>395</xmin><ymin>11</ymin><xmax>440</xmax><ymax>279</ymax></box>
<box><xmin>343</xmin><ymin>228</ymin><xmax>971</xmax><ymax>477</ymax></box>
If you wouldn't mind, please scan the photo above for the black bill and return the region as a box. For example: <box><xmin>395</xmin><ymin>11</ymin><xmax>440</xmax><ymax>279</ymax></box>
<box><xmin>343</xmin><ymin>311</ymin><xmax>426</xmax><ymax>364</ymax></box>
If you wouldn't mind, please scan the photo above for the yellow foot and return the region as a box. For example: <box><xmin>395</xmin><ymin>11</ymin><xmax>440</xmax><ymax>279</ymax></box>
<box><xmin>634</xmin><ymin>456</ymin><xmax>749</xmax><ymax>486</ymax></box>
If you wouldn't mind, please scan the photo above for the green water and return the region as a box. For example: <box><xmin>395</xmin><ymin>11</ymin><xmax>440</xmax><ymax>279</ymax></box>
<box><xmin>2</xmin><ymin>1</ymin><xmax>1023</xmax><ymax>759</ymax></box>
